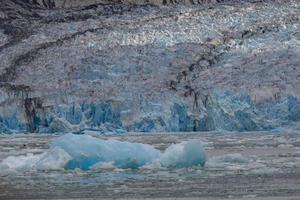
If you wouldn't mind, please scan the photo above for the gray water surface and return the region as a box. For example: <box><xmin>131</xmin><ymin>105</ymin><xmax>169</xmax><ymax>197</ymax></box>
<box><xmin>0</xmin><ymin>132</ymin><xmax>300</xmax><ymax>199</ymax></box>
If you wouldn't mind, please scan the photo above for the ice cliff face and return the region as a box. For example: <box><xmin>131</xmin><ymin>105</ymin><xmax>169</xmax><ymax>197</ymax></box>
<box><xmin>0</xmin><ymin>0</ymin><xmax>299</xmax><ymax>133</ymax></box>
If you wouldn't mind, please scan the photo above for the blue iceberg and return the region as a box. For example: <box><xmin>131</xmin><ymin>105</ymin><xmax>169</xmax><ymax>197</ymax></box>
<box><xmin>0</xmin><ymin>133</ymin><xmax>207</xmax><ymax>171</ymax></box>
<box><xmin>52</xmin><ymin>133</ymin><xmax>207</xmax><ymax>170</ymax></box>
<box><xmin>52</xmin><ymin>133</ymin><xmax>161</xmax><ymax>170</ymax></box>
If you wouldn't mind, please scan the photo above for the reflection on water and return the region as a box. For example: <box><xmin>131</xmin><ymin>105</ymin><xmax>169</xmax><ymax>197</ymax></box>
<box><xmin>0</xmin><ymin>132</ymin><xmax>300</xmax><ymax>199</ymax></box>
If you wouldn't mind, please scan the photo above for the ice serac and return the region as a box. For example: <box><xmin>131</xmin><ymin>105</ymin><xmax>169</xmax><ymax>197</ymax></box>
<box><xmin>0</xmin><ymin>1</ymin><xmax>299</xmax><ymax>133</ymax></box>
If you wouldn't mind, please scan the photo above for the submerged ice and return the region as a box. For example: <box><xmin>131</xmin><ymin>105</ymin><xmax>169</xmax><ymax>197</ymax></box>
<box><xmin>0</xmin><ymin>133</ymin><xmax>207</xmax><ymax>171</ymax></box>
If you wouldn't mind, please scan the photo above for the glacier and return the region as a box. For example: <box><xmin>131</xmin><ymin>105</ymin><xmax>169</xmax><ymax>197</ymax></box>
<box><xmin>0</xmin><ymin>133</ymin><xmax>207</xmax><ymax>171</ymax></box>
<box><xmin>0</xmin><ymin>1</ymin><xmax>299</xmax><ymax>134</ymax></box>
<box><xmin>1</xmin><ymin>92</ymin><xmax>300</xmax><ymax>134</ymax></box>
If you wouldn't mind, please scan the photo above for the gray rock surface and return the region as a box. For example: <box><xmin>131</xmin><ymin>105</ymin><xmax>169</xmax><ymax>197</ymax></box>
<box><xmin>0</xmin><ymin>0</ymin><xmax>299</xmax><ymax>133</ymax></box>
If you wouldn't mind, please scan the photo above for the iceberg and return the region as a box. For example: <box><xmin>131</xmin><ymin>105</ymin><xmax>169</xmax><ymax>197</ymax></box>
<box><xmin>51</xmin><ymin>133</ymin><xmax>161</xmax><ymax>170</ymax></box>
<box><xmin>0</xmin><ymin>133</ymin><xmax>207</xmax><ymax>171</ymax></box>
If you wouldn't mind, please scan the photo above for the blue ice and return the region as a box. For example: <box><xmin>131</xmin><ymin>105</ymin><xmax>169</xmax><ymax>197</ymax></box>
<box><xmin>0</xmin><ymin>133</ymin><xmax>207</xmax><ymax>171</ymax></box>
<box><xmin>52</xmin><ymin>133</ymin><xmax>207</xmax><ymax>170</ymax></box>
<box><xmin>52</xmin><ymin>133</ymin><xmax>161</xmax><ymax>170</ymax></box>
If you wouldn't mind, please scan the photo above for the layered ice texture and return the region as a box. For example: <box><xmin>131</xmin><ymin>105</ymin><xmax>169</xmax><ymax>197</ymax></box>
<box><xmin>0</xmin><ymin>2</ymin><xmax>299</xmax><ymax>134</ymax></box>
<box><xmin>0</xmin><ymin>133</ymin><xmax>207</xmax><ymax>171</ymax></box>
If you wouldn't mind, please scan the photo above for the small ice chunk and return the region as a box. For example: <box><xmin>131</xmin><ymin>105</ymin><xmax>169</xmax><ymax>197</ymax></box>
<box><xmin>0</xmin><ymin>147</ymin><xmax>71</xmax><ymax>171</ymax></box>
<box><xmin>206</xmin><ymin>153</ymin><xmax>248</xmax><ymax>168</ymax></box>
<box><xmin>0</xmin><ymin>153</ymin><xmax>41</xmax><ymax>170</ymax></box>
<box><xmin>140</xmin><ymin>160</ymin><xmax>162</xmax><ymax>170</ymax></box>
<box><xmin>35</xmin><ymin>147</ymin><xmax>72</xmax><ymax>170</ymax></box>
<box><xmin>90</xmin><ymin>162</ymin><xmax>116</xmax><ymax>170</ymax></box>
<box><xmin>160</xmin><ymin>140</ymin><xmax>207</xmax><ymax>168</ymax></box>
<box><xmin>251</xmin><ymin>167</ymin><xmax>280</xmax><ymax>174</ymax></box>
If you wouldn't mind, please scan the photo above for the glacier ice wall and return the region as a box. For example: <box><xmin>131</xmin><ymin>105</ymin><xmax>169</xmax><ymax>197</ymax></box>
<box><xmin>0</xmin><ymin>1</ymin><xmax>299</xmax><ymax>133</ymax></box>
<box><xmin>1</xmin><ymin>91</ymin><xmax>299</xmax><ymax>133</ymax></box>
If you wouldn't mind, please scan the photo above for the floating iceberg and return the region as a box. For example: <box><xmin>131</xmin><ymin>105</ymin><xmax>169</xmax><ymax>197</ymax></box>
<box><xmin>0</xmin><ymin>133</ymin><xmax>207</xmax><ymax>171</ymax></box>
<box><xmin>52</xmin><ymin>133</ymin><xmax>161</xmax><ymax>170</ymax></box>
